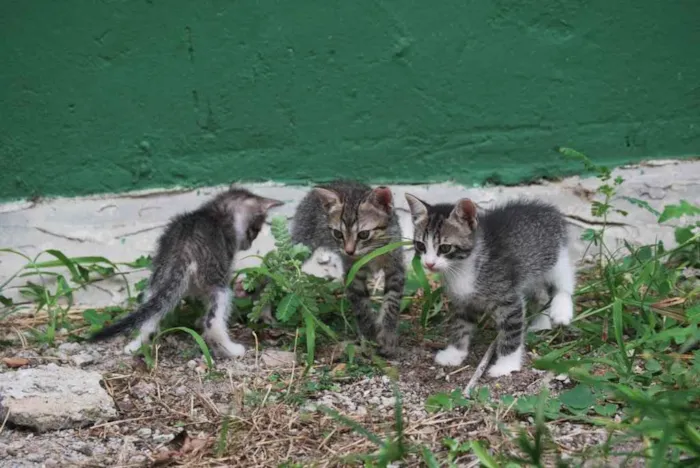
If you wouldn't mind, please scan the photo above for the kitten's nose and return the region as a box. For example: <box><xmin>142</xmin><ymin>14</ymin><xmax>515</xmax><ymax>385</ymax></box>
<box><xmin>424</xmin><ymin>261</ymin><xmax>435</xmax><ymax>270</ymax></box>
<box><xmin>344</xmin><ymin>246</ymin><xmax>356</xmax><ymax>256</ymax></box>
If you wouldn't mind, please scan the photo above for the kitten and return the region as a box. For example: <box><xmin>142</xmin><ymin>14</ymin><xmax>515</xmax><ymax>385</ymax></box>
<box><xmin>405</xmin><ymin>195</ymin><xmax>575</xmax><ymax>377</ymax></box>
<box><xmin>89</xmin><ymin>186</ymin><xmax>283</xmax><ymax>357</ymax></box>
<box><xmin>291</xmin><ymin>180</ymin><xmax>405</xmax><ymax>356</ymax></box>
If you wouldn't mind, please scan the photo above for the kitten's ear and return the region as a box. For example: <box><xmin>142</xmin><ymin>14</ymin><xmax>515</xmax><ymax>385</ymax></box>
<box><xmin>259</xmin><ymin>197</ymin><xmax>284</xmax><ymax>212</ymax></box>
<box><xmin>313</xmin><ymin>187</ymin><xmax>341</xmax><ymax>212</ymax></box>
<box><xmin>368</xmin><ymin>186</ymin><xmax>393</xmax><ymax>213</ymax></box>
<box><xmin>405</xmin><ymin>193</ymin><xmax>428</xmax><ymax>223</ymax></box>
<box><xmin>450</xmin><ymin>198</ymin><xmax>478</xmax><ymax>229</ymax></box>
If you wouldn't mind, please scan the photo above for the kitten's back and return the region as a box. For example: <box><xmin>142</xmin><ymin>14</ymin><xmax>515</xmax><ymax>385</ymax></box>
<box><xmin>480</xmin><ymin>199</ymin><xmax>568</xmax><ymax>269</ymax></box>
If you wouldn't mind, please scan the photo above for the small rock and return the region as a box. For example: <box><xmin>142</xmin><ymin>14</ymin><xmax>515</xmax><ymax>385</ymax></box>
<box><xmin>381</xmin><ymin>397</ymin><xmax>396</xmax><ymax>408</ymax></box>
<box><xmin>131</xmin><ymin>381</ymin><xmax>156</xmax><ymax>399</ymax></box>
<box><xmin>174</xmin><ymin>386</ymin><xmax>188</xmax><ymax>396</ymax></box>
<box><xmin>58</xmin><ymin>342</ymin><xmax>82</xmax><ymax>354</ymax></box>
<box><xmin>72</xmin><ymin>441</ymin><xmax>93</xmax><ymax>456</ymax></box>
<box><xmin>137</xmin><ymin>427</ymin><xmax>153</xmax><ymax>438</ymax></box>
<box><xmin>44</xmin><ymin>459</ymin><xmax>59</xmax><ymax>468</ymax></box>
<box><xmin>71</xmin><ymin>352</ymin><xmax>95</xmax><ymax>367</ymax></box>
<box><xmin>129</xmin><ymin>455</ymin><xmax>148</xmax><ymax>464</ymax></box>
<box><xmin>0</xmin><ymin>364</ymin><xmax>117</xmax><ymax>432</ymax></box>
<box><xmin>261</xmin><ymin>349</ymin><xmax>296</xmax><ymax>369</ymax></box>
<box><xmin>26</xmin><ymin>452</ymin><xmax>44</xmax><ymax>462</ymax></box>
<box><xmin>153</xmin><ymin>433</ymin><xmax>174</xmax><ymax>443</ymax></box>
<box><xmin>187</xmin><ymin>360</ymin><xmax>197</xmax><ymax>369</ymax></box>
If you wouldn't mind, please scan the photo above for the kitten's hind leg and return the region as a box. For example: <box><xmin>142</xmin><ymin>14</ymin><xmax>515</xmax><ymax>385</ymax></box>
<box><xmin>123</xmin><ymin>316</ymin><xmax>159</xmax><ymax>355</ymax></box>
<box><xmin>547</xmin><ymin>247</ymin><xmax>575</xmax><ymax>326</ymax></box>
<box><xmin>435</xmin><ymin>302</ymin><xmax>477</xmax><ymax>367</ymax></box>
<box><xmin>203</xmin><ymin>287</ymin><xmax>245</xmax><ymax>358</ymax></box>
<box><xmin>488</xmin><ymin>295</ymin><xmax>525</xmax><ymax>378</ymax></box>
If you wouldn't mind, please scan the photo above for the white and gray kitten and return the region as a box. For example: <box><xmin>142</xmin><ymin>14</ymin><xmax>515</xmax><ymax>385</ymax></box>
<box><xmin>405</xmin><ymin>195</ymin><xmax>575</xmax><ymax>377</ymax></box>
<box><xmin>89</xmin><ymin>186</ymin><xmax>283</xmax><ymax>358</ymax></box>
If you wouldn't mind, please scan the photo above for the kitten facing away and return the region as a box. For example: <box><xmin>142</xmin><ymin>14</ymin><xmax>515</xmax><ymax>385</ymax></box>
<box><xmin>291</xmin><ymin>180</ymin><xmax>405</xmax><ymax>357</ymax></box>
<box><xmin>89</xmin><ymin>186</ymin><xmax>283</xmax><ymax>358</ymax></box>
<box><xmin>405</xmin><ymin>195</ymin><xmax>575</xmax><ymax>377</ymax></box>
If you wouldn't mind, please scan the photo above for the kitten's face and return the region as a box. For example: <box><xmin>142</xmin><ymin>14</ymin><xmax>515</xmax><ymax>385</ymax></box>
<box><xmin>405</xmin><ymin>194</ymin><xmax>478</xmax><ymax>273</ymax></box>
<box><xmin>225</xmin><ymin>188</ymin><xmax>284</xmax><ymax>251</ymax></box>
<box><xmin>314</xmin><ymin>186</ymin><xmax>393</xmax><ymax>258</ymax></box>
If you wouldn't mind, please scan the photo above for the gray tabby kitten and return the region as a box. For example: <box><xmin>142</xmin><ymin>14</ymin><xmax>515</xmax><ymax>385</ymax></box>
<box><xmin>292</xmin><ymin>180</ymin><xmax>405</xmax><ymax>356</ymax></box>
<box><xmin>89</xmin><ymin>186</ymin><xmax>283</xmax><ymax>357</ymax></box>
<box><xmin>405</xmin><ymin>195</ymin><xmax>575</xmax><ymax>377</ymax></box>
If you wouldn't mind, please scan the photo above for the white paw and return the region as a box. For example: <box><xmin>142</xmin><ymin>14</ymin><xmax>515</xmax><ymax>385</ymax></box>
<box><xmin>487</xmin><ymin>348</ymin><xmax>523</xmax><ymax>378</ymax></box>
<box><xmin>435</xmin><ymin>345</ymin><xmax>468</xmax><ymax>367</ymax></box>
<box><xmin>528</xmin><ymin>313</ymin><xmax>552</xmax><ymax>332</ymax></box>
<box><xmin>123</xmin><ymin>339</ymin><xmax>144</xmax><ymax>355</ymax></box>
<box><xmin>219</xmin><ymin>341</ymin><xmax>246</xmax><ymax>358</ymax></box>
<box><xmin>550</xmin><ymin>293</ymin><xmax>573</xmax><ymax>326</ymax></box>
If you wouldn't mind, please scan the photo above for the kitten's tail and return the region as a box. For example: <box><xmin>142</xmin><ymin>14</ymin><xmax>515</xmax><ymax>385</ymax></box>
<box><xmin>88</xmin><ymin>271</ymin><xmax>188</xmax><ymax>342</ymax></box>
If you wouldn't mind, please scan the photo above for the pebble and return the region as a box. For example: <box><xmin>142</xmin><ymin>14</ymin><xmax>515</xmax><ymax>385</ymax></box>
<box><xmin>153</xmin><ymin>433</ymin><xmax>174</xmax><ymax>444</ymax></box>
<box><xmin>137</xmin><ymin>427</ymin><xmax>153</xmax><ymax>438</ymax></box>
<box><xmin>44</xmin><ymin>459</ymin><xmax>58</xmax><ymax>468</ymax></box>
<box><xmin>71</xmin><ymin>352</ymin><xmax>95</xmax><ymax>367</ymax></box>
<box><xmin>187</xmin><ymin>360</ymin><xmax>197</xmax><ymax>369</ymax></box>
<box><xmin>129</xmin><ymin>454</ymin><xmax>148</xmax><ymax>464</ymax></box>
<box><xmin>58</xmin><ymin>342</ymin><xmax>82</xmax><ymax>354</ymax></box>
<box><xmin>26</xmin><ymin>452</ymin><xmax>44</xmax><ymax>462</ymax></box>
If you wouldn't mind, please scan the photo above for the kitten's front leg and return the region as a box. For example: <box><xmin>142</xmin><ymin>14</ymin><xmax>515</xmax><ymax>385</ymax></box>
<box><xmin>488</xmin><ymin>295</ymin><xmax>526</xmax><ymax>378</ymax></box>
<box><xmin>375</xmin><ymin>262</ymin><xmax>405</xmax><ymax>357</ymax></box>
<box><xmin>344</xmin><ymin>262</ymin><xmax>378</xmax><ymax>345</ymax></box>
<box><xmin>435</xmin><ymin>301</ymin><xmax>478</xmax><ymax>367</ymax></box>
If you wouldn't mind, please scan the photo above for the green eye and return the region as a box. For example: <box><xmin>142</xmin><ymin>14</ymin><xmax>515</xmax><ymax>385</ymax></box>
<box><xmin>438</xmin><ymin>244</ymin><xmax>452</xmax><ymax>254</ymax></box>
<box><xmin>357</xmin><ymin>230</ymin><xmax>370</xmax><ymax>240</ymax></box>
<box><xmin>331</xmin><ymin>229</ymin><xmax>343</xmax><ymax>239</ymax></box>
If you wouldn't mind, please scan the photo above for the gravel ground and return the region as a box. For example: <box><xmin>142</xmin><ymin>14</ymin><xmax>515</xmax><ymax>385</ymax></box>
<box><xmin>0</xmin><ymin>316</ymin><xmax>632</xmax><ymax>467</ymax></box>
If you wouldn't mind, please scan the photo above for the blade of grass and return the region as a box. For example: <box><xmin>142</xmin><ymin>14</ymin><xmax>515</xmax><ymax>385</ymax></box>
<box><xmin>154</xmin><ymin>326</ymin><xmax>214</xmax><ymax>369</ymax></box>
<box><xmin>345</xmin><ymin>241</ymin><xmax>411</xmax><ymax>287</ymax></box>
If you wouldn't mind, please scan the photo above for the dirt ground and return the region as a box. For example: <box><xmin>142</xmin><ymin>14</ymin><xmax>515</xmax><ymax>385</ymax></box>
<box><xmin>0</xmin><ymin>311</ymin><xmax>621</xmax><ymax>468</ymax></box>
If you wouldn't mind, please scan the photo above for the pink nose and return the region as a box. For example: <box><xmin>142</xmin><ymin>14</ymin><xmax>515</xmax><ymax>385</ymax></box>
<box><xmin>424</xmin><ymin>262</ymin><xmax>435</xmax><ymax>270</ymax></box>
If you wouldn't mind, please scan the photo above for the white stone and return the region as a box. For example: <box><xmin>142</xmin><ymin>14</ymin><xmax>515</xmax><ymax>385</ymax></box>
<box><xmin>70</xmin><ymin>352</ymin><xmax>95</xmax><ymax>367</ymax></box>
<box><xmin>260</xmin><ymin>349</ymin><xmax>296</xmax><ymax>369</ymax></box>
<box><xmin>0</xmin><ymin>364</ymin><xmax>117</xmax><ymax>432</ymax></box>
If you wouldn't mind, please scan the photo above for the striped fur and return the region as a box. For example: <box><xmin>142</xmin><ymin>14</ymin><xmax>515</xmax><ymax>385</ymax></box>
<box><xmin>292</xmin><ymin>180</ymin><xmax>405</xmax><ymax>356</ymax></box>
<box><xmin>406</xmin><ymin>195</ymin><xmax>575</xmax><ymax>377</ymax></box>
<box><xmin>89</xmin><ymin>187</ymin><xmax>283</xmax><ymax>358</ymax></box>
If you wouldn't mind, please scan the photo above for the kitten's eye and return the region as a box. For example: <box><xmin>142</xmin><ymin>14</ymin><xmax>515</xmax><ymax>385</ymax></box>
<box><xmin>438</xmin><ymin>244</ymin><xmax>452</xmax><ymax>255</ymax></box>
<box><xmin>357</xmin><ymin>230</ymin><xmax>370</xmax><ymax>240</ymax></box>
<box><xmin>414</xmin><ymin>241</ymin><xmax>426</xmax><ymax>253</ymax></box>
<box><xmin>331</xmin><ymin>229</ymin><xmax>343</xmax><ymax>239</ymax></box>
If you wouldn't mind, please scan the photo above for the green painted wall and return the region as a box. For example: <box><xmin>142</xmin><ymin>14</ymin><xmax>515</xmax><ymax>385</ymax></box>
<box><xmin>1</xmin><ymin>1</ymin><xmax>698</xmax><ymax>200</ymax></box>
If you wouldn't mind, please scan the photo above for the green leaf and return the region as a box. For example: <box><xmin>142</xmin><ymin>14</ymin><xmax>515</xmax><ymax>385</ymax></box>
<box><xmin>622</xmin><ymin>197</ymin><xmax>661</xmax><ymax>216</ymax></box>
<box><xmin>470</xmin><ymin>441</ymin><xmax>499</xmax><ymax>468</ymax></box>
<box><xmin>425</xmin><ymin>393</ymin><xmax>452</xmax><ymax>413</ymax></box>
<box><xmin>594</xmin><ymin>403</ymin><xmax>618</xmax><ymax>417</ymax></box>
<box><xmin>0</xmin><ymin>295</ymin><xmax>14</xmax><ymax>307</ymax></box>
<box><xmin>645</xmin><ymin>358</ymin><xmax>662</xmax><ymax>373</ymax></box>
<box><xmin>155</xmin><ymin>326</ymin><xmax>214</xmax><ymax>369</ymax></box>
<box><xmin>559</xmin><ymin>385</ymin><xmax>596</xmax><ymax>411</ymax></box>
<box><xmin>276</xmin><ymin>294</ymin><xmax>299</xmax><ymax>322</ymax></box>
<box><xmin>420</xmin><ymin>446</ymin><xmax>440</xmax><ymax>468</ymax></box>
<box><xmin>44</xmin><ymin>249</ymin><xmax>82</xmax><ymax>283</ymax></box>
<box><xmin>674</xmin><ymin>226</ymin><xmax>695</xmax><ymax>244</ymax></box>
<box><xmin>303</xmin><ymin>311</ymin><xmax>316</xmax><ymax>367</ymax></box>
<box><xmin>345</xmin><ymin>241</ymin><xmax>411</xmax><ymax>287</ymax></box>
<box><xmin>658</xmin><ymin>200</ymin><xmax>700</xmax><ymax>223</ymax></box>
<box><xmin>612</xmin><ymin>299</ymin><xmax>631</xmax><ymax>371</ymax></box>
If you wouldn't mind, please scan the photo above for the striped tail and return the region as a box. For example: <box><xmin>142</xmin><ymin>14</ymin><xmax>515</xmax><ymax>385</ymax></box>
<box><xmin>88</xmin><ymin>271</ymin><xmax>188</xmax><ymax>342</ymax></box>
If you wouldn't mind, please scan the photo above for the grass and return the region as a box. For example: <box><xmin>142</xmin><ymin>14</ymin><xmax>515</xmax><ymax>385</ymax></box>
<box><xmin>0</xmin><ymin>152</ymin><xmax>698</xmax><ymax>467</ymax></box>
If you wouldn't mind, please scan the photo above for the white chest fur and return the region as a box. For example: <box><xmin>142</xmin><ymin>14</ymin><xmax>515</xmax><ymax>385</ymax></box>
<box><xmin>443</xmin><ymin>255</ymin><xmax>479</xmax><ymax>301</ymax></box>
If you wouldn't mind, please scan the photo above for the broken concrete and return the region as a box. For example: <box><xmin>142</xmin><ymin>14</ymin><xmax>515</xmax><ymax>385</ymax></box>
<box><xmin>0</xmin><ymin>364</ymin><xmax>117</xmax><ymax>432</ymax></box>
<box><xmin>0</xmin><ymin>159</ymin><xmax>698</xmax><ymax>308</ymax></box>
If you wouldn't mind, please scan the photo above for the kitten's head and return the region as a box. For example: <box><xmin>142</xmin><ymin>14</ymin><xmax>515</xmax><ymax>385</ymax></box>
<box><xmin>313</xmin><ymin>185</ymin><xmax>394</xmax><ymax>258</ymax></box>
<box><xmin>405</xmin><ymin>194</ymin><xmax>478</xmax><ymax>273</ymax></box>
<box><xmin>219</xmin><ymin>186</ymin><xmax>284</xmax><ymax>251</ymax></box>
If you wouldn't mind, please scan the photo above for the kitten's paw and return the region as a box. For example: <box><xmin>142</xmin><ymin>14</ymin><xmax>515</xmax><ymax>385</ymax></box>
<box><xmin>435</xmin><ymin>345</ymin><xmax>468</xmax><ymax>367</ymax></box>
<box><xmin>487</xmin><ymin>348</ymin><xmax>523</xmax><ymax>378</ymax></box>
<box><xmin>219</xmin><ymin>341</ymin><xmax>246</xmax><ymax>358</ymax></box>
<box><xmin>550</xmin><ymin>293</ymin><xmax>573</xmax><ymax>326</ymax></box>
<box><xmin>376</xmin><ymin>329</ymin><xmax>398</xmax><ymax>358</ymax></box>
<box><xmin>123</xmin><ymin>339</ymin><xmax>144</xmax><ymax>355</ymax></box>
